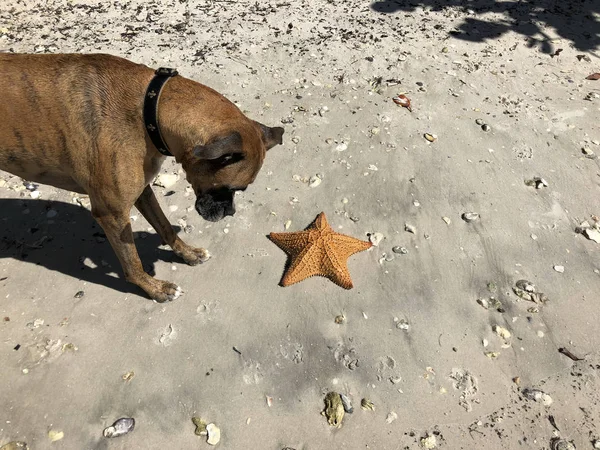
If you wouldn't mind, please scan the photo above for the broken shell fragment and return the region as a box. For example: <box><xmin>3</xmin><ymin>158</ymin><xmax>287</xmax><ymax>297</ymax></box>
<box><xmin>322</xmin><ymin>392</ymin><xmax>345</xmax><ymax>427</ymax></box>
<box><xmin>368</xmin><ymin>232</ymin><xmax>384</xmax><ymax>246</ymax></box>
<box><xmin>103</xmin><ymin>418</ymin><xmax>135</xmax><ymax>438</ymax></box>
<box><xmin>206</xmin><ymin>423</ymin><xmax>221</xmax><ymax>446</ymax></box>
<box><xmin>522</xmin><ymin>388</ymin><xmax>553</xmax><ymax>406</ymax></box>
<box><xmin>461</xmin><ymin>212</ymin><xmax>479</xmax><ymax>222</ymax></box>
<box><xmin>192</xmin><ymin>417</ymin><xmax>208</xmax><ymax>436</ymax></box>
<box><xmin>392</xmin><ymin>94</ymin><xmax>412</xmax><ymax>111</ymax></box>
<box><xmin>583</xmin><ymin>228</ymin><xmax>600</xmax><ymax>243</ymax></box>
<box><xmin>340</xmin><ymin>393</ymin><xmax>354</xmax><ymax>413</ymax></box>
<box><xmin>361</xmin><ymin>398</ymin><xmax>375</xmax><ymax>411</ymax></box>
<box><xmin>334</xmin><ymin>314</ymin><xmax>345</xmax><ymax>324</ymax></box>
<box><xmin>385</xmin><ymin>411</ymin><xmax>398</xmax><ymax>424</ymax></box>
<box><xmin>0</xmin><ymin>443</ymin><xmax>29</xmax><ymax>450</ymax></box>
<box><xmin>493</xmin><ymin>325</ymin><xmax>511</xmax><ymax>340</ymax></box>
<box><xmin>516</xmin><ymin>279</ymin><xmax>536</xmax><ymax>293</ymax></box>
<box><xmin>48</xmin><ymin>431</ymin><xmax>64</xmax><ymax>442</ymax></box>
<box><xmin>420</xmin><ymin>434</ymin><xmax>438</xmax><ymax>449</ymax></box>
<box><xmin>424</xmin><ymin>133</ymin><xmax>437</xmax><ymax>142</ymax></box>
<box><xmin>525</xmin><ymin>177</ymin><xmax>548</xmax><ymax>189</ymax></box>
<box><xmin>551</xmin><ymin>439</ymin><xmax>575</xmax><ymax>450</ymax></box>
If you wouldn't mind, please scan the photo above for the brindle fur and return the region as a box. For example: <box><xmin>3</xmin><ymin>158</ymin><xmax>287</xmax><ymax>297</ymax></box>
<box><xmin>0</xmin><ymin>53</ymin><xmax>283</xmax><ymax>302</ymax></box>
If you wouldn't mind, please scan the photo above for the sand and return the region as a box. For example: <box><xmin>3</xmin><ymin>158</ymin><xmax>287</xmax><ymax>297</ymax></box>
<box><xmin>1</xmin><ymin>0</ymin><xmax>599</xmax><ymax>448</ymax></box>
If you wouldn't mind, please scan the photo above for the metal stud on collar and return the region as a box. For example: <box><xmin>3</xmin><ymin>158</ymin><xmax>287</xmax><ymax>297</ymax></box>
<box><xmin>143</xmin><ymin>67</ymin><xmax>179</xmax><ymax>157</ymax></box>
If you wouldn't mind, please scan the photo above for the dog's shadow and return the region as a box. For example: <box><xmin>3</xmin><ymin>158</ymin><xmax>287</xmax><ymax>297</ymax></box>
<box><xmin>0</xmin><ymin>198</ymin><xmax>176</xmax><ymax>296</ymax></box>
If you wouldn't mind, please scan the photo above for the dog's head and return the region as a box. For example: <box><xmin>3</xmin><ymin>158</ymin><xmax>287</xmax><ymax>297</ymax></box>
<box><xmin>182</xmin><ymin>121</ymin><xmax>284</xmax><ymax>222</ymax></box>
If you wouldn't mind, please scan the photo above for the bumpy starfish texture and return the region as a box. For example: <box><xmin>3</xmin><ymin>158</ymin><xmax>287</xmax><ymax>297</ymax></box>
<box><xmin>268</xmin><ymin>212</ymin><xmax>372</xmax><ymax>289</ymax></box>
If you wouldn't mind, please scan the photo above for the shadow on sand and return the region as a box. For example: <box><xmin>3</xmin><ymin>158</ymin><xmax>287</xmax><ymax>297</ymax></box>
<box><xmin>0</xmin><ymin>198</ymin><xmax>177</xmax><ymax>297</ymax></box>
<box><xmin>370</xmin><ymin>0</ymin><xmax>599</xmax><ymax>55</ymax></box>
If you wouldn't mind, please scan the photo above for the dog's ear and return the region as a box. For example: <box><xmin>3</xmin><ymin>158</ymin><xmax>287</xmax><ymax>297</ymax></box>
<box><xmin>193</xmin><ymin>132</ymin><xmax>243</xmax><ymax>160</ymax></box>
<box><xmin>257</xmin><ymin>122</ymin><xmax>284</xmax><ymax>150</ymax></box>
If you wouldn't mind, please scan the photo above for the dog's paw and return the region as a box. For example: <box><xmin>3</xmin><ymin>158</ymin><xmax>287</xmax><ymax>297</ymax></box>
<box><xmin>180</xmin><ymin>246</ymin><xmax>211</xmax><ymax>266</ymax></box>
<box><xmin>150</xmin><ymin>281</ymin><xmax>183</xmax><ymax>303</ymax></box>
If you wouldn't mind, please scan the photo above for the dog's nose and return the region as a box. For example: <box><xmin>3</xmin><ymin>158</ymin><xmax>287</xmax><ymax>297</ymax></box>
<box><xmin>224</xmin><ymin>204</ymin><xmax>236</xmax><ymax>217</ymax></box>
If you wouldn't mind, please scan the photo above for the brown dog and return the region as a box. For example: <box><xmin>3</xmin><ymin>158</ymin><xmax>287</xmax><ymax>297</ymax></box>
<box><xmin>0</xmin><ymin>53</ymin><xmax>284</xmax><ymax>302</ymax></box>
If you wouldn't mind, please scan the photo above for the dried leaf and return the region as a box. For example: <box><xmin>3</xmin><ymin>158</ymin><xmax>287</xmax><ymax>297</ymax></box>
<box><xmin>586</xmin><ymin>73</ymin><xmax>600</xmax><ymax>80</ymax></box>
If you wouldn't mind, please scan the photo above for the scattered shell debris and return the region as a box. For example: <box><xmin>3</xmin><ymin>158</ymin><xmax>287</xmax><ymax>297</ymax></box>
<box><xmin>522</xmin><ymin>388</ymin><xmax>553</xmax><ymax>406</ymax></box>
<box><xmin>361</xmin><ymin>398</ymin><xmax>375</xmax><ymax>411</ymax></box>
<box><xmin>513</xmin><ymin>280</ymin><xmax>548</xmax><ymax>304</ymax></box>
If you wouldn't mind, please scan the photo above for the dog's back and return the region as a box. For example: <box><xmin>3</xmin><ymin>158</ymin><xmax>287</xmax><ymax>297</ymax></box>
<box><xmin>0</xmin><ymin>53</ymin><xmax>152</xmax><ymax>193</ymax></box>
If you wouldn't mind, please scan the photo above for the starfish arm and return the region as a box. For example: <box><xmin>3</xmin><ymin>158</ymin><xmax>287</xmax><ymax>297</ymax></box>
<box><xmin>313</xmin><ymin>212</ymin><xmax>330</xmax><ymax>230</ymax></box>
<box><xmin>328</xmin><ymin>234</ymin><xmax>373</xmax><ymax>260</ymax></box>
<box><xmin>269</xmin><ymin>231</ymin><xmax>311</xmax><ymax>255</ymax></box>
<box><xmin>280</xmin><ymin>243</ymin><xmax>323</xmax><ymax>286</ymax></box>
<box><xmin>319</xmin><ymin>256</ymin><xmax>354</xmax><ymax>289</ymax></box>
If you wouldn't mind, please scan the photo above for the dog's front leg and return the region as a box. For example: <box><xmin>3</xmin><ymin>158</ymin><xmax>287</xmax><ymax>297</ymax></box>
<box><xmin>135</xmin><ymin>185</ymin><xmax>210</xmax><ymax>265</ymax></box>
<box><xmin>91</xmin><ymin>202</ymin><xmax>182</xmax><ymax>302</ymax></box>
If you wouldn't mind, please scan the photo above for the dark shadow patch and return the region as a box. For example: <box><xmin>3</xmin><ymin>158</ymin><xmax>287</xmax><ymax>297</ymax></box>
<box><xmin>370</xmin><ymin>0</ymin><xmax>599</xmax><ymax>53</ymax></box>
<box><xmin>0</xmin><ymin>198</ymin><xmax>181</xmax><ymax>298</ymax></box>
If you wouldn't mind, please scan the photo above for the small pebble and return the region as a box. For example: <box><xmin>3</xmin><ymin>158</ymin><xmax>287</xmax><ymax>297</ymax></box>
<box><xmin>385</xmin><ymin>411</ymin><xmax>398</xmax><ymax>424</ymax></box>
<box><xmin>554</xmin><ymin>265</ymin><xmax>565</xmax><ymax>273</ymax></box>
<box><xmin>481</xmin><ymin>124</ymin><xmax>491</xmax><ymax>132</ymax></box>
<box><xmin>392</xmin><ymin>246</ymin><xmax>408</xmax><ymax>254</ymax></box>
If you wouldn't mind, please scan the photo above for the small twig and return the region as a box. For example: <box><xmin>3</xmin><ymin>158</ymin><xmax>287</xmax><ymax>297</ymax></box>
<box><xmin>558</xmin><ymin>347</ymin><xmax>583</xmax><ymax>361</ymax></box>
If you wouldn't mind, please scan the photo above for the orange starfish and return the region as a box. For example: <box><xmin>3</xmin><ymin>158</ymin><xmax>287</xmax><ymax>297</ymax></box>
<box><xmin>268</xmin><ymin>212</ymin><xmax>372</xmax><ymax>289</ymax></box>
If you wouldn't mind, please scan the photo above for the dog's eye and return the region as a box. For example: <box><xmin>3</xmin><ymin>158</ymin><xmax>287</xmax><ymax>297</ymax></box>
<box><xmin>213</xmin><ymin>153</ymin><xmax>244</xmax><ymax>167</ymax></box>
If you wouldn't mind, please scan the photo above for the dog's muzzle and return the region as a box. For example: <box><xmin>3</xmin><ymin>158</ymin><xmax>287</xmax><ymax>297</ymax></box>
<box><xmin>195</xmin><ymin>188</ymin><xmax>236</xmax><ymax>222</ymax></box>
